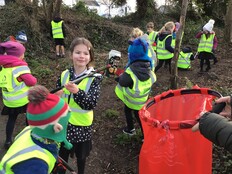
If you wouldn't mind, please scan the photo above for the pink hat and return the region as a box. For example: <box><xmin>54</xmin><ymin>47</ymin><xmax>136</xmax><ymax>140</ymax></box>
<box><xmin>175</xmin><ymin>22</ymin><xmax>180</xmax><ymax>32</ymax></box>
<box><xmin>0</xmin><ymin>41</ymin><xmax>25</xmax><ymax>57</ymax></box>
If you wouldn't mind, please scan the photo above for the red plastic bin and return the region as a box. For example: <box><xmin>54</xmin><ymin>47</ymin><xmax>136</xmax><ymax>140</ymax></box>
<box><xmin>139</xmin><ymin>87</ymin><xmax>221</xmax><ymax>174</ymax></box>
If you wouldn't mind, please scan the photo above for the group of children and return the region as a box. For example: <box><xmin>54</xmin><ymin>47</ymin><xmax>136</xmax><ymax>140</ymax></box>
<box><xmin>0</xmin><ymin>18</ymin><xmax>220</xmax><ymax>174</ymax></box>
<box><xmin>145</xmin><ymin>19</ymin><xmax>218</xmax><ymax>73</ymax></box>
<box><xmin>0</xmin><ymin>36</ymin><xmax>102</xmax><ymax>174</ymax></box>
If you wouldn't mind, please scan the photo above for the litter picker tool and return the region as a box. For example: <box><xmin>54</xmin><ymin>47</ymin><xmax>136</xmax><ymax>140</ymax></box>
<box><xmin>50</xmin><ymin>65</ymin><xmax>110</xmax><ymax>94</ymax></box>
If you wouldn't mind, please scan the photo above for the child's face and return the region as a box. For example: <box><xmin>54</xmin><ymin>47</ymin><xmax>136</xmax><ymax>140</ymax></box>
<box><xmin>72</xmin><ymin>44</ymin><xmax>91</xmax><ymax>68</ymax></box>
<box><xmin>146</xmin><ymin>26</ymin><xmax>154</xmax><ymax>34</ymax></box>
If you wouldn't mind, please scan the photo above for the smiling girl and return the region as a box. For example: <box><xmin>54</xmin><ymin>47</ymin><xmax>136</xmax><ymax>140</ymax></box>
<box><xmin>55</xmin><ymin>37</ymin><xmax>103</xmax><ymax>174</ymax></box>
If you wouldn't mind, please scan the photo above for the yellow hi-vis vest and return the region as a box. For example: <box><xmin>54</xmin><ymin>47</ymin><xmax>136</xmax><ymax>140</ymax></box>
<box><xmin>197</xmin><ymin>33</ymin><xmax>215</xmax><ymax>53</ymax></box>
<box><xmin>156</xmin><ymin>35</ymin><xmax>174</xmax><ymax>60</ymax></box>
<box><xmin>60</xmin><ymin>70</ymin><xmax>95</xmax><ymax>126</ymax></box>
<box><xmin>148</xmin><ymin>31</ymin><xmax>158</xmax><ymax>51</ymax></box>
<box><xmin>177</xmin><ymin>51</ymin><xmax>193</xmax><ymax>69</ymax></box>
<box><xmin>51</xmin><ymin>20</ymin><xmax>64</xmax><ymax>39</ymax></box>
<box><xmin>0</xmin><ymin>127</ymin><xmax>56</xmax><ymax>174</ymax></box>
<box><xmin>0</xmin><ymin>66</ymin><xmax>31</xmax><ymax>107</ymax></box>
<box><xmin>115</xmin><ymin>68</ymin><xmax>156</xmax><ymax>110</ymax></box>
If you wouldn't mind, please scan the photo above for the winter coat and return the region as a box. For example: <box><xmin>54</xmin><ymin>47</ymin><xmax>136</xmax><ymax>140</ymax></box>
<box><xmin>0</xmin><ymin>55</ymin><xmax>37</xmax><ymax>86</ymax></box>
<box><xmin>155</xmin><ymin>32</ymin><xmax>174</xmax><ymax>53</ymax></box>
<box><xmin>198</xmin><ymin>112</ymin><xmax>232</xmax><ymax>152</ymax></box>
<box><xmin>116</xmin><ymin>61</ymin><xmax>152</xmax><ymax>89</ymax></box>
<box><xmin>195</xmin><ymin>31</ymin><xmax>218</xmax><ymax>50</ymax></box>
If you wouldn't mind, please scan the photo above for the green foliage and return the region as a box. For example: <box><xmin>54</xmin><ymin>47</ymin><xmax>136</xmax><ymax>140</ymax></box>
<box><xmin>103</xmin><ymin>109</ymin><xmax>120</xmax><ymax>120</ymax></box>
<box><xmin>115</xmin><ymin>129</ymin><xmax>143</xmax><ymax>145</ymax></box>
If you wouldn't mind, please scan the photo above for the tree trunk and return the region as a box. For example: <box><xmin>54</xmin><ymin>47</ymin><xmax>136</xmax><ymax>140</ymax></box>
<box><xmin>54</xmin><ymin>0</ymin><xmax>62</xmax><ymax>18</ymax></box>
<box><xmin>225</xmin><ymin>0</ymin><xmax>232</xmax><ymax>44</ymax></box>
<box><xmin>47</xmin><ymin>0</ymin><xmax>54</xmax><ymax>27</ymax></box>
<box><xmin>136</xmin><ymin>0</ymin><xmax>155</xmax><ymax>19</ymax></box>
<box><xmin>170</xmin><ymin>0</ymin><xmax>189</xmax><ymax>89</ymax></box>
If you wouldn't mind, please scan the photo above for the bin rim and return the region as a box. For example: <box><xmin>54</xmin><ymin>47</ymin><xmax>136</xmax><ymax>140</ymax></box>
<box><xmin>140</xmin><ymin>87</ymin><xmax>222</xmax><ymax>130</ymax></box>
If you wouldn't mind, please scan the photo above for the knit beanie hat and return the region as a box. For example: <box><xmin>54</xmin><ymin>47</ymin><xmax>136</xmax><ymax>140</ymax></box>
<box><xmin>128</xmin><ymin>38</ymin><xmax>152</xmax><ymax>68</ymax></box>
<box><xmin>203</xmin><ymin>19</ymin><xmax>215</xmax><ymax>32</ymax></box>
<box><xmin>27</xmin><ymin>85</ymin><xmax>73</xmax><ymax>150</ymax></box>
<box><xmin>0</xmin><ymin>41</ymin><xmax>25</xmax><ymax>57</ymax></box>
<box><xmin>15</xmin><ymin>30</ymin><xmax>27</xmax><ymax>44</ymax></box>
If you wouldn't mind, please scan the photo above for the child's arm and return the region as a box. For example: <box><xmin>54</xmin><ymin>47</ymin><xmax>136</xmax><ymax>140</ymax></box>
<box><xmin>17</xmin><ymin>74</ymin><xmax>37</xmax><ymax>86</ymax></box>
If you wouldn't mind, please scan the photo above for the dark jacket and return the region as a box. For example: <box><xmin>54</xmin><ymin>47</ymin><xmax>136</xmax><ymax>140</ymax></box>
<box><xmin>50</xmin><ymin>17</ymin><xmax>66</xmax><ymax>38</ymax></box>
<box><xmin>182</xmin><ymin>47</ymin><xmax>194</xmax><ymax>61</ymax></box>
<box><xmin>199</xmin><ymin>112</ymin><xmax>232</xmax><ymax>152</ymax></box>
<box><xmin>117</xmin><ymin>61</ymin><xmax>151</xmax><ymax>89</ymax></box>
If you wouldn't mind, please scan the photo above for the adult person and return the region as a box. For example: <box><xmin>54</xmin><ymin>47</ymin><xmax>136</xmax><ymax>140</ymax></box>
<box><xmin>51</xmin><ymin>15</ymin><xmax>66</xmax><ymax>58</ymax></box>
<box><xmin>0</xmin><ymin>85</ymin><xmax>73</xmax><ymax>174</ymax></box>
<box><xmin>55</xmin><ymin>37</ymin><xmax>103</xmax><ymax>174</ymax></box>
<box><xmin>0</xmin><ymin>41</ymin><xmax>37</xmax><ymax>149</ymax></box>
<box><xmin>192</xmin><ymin>96</ymin><xmax>232</xmax><ymax>152</ymax></box>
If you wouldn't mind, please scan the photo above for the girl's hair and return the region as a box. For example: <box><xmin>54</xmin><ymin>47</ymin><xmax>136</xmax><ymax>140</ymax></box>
<box><xmin>159</xmin><ymin>21</ymin><xmax>175</xmax><ymax>33</ymax></box>
<box><xmin>69</xmin><ymin>37</ymin><xmax>94</xmax><ymax>65</ymax></box>
<box><xmin>129</xmin><ymin>28</ymin><xmax>144</xmax><ymax>39</ymax></box>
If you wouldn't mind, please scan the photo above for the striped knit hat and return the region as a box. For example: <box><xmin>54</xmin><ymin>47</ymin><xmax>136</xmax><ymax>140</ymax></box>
<box><xmin>27</xmin><ymin>85</ymin><xmax>72</xmax><ymax>150</ymax></box>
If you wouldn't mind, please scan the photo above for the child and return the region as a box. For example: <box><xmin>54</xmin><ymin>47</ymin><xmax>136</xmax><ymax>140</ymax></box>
<box><xmin>146</xmin><ymin>22</ymin><xmax>158</xmax><ymax>52</ymax></box>
<box><xmin>115</xmin><ymin>38</ymin><xmax>156</xmax><ymax>138</ymax></box>
<box><xmin>4</xmin><ymin>30</ymin><xmax>27</xmax><ymax>45</ymax></box>
<box><xmin>177</xmin><ymin>46</ymin><xmax>194</xmax><ymax>69</ymax></box>
<box><xmin>0</xmin><ymin>41</ymin><xmax>37</xmax><ymax>149</ymax></box>
<box><xmin>196</xmin><ymin>19</ymin><xmax>218</xmax><ymax>72</ymax></box>
<box><xmin>0</xmin><ymin>85</ymin><xmax>72</xmax><ymax>174</ymax></box>
<box><xmin>51</xmin><ymin>15</ymin><xmax>66</xmax><ymax>58</ymax></box>
<box><xmin>127</xmin><ymin>27</ymin><xmax>157</xmax><ymax>70</ymax></box>
<box><xmin>55</xmin><ymin>37</ymin><xmax>103</xmax><ymax>174</ymax></box>
<box><xmin>155</xmin><ymin>21</ymin><xmax>175</xmax><ymax>73</ymax></box>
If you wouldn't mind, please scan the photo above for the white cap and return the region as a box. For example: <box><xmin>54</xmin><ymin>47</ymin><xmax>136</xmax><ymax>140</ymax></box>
<box><xmin>203</xmin><ymin>19</ymin><xmax>215</xmax><ymax>32</ymax></box>
<box><xmin>109</xmin><ymin>50</ymin><xmax>121</xmax><ymax>59</ymax></box>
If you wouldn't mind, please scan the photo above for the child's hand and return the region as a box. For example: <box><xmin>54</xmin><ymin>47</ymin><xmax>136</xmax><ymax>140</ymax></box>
<box><xmin>54</xmin><ymin>89</ymin><xmax>63</xmax><ymax>97</ymax></box>
<box><xmin>65</xmin><ymin>82</ymin><xmax>79</xmax><ymax>94</ymax></box>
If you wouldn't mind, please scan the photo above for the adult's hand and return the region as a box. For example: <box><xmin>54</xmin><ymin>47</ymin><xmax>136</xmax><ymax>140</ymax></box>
<box><xmin>215</xmin><ymin>96</ymin><xmax>231</xmax><ymax>117</ymax></box>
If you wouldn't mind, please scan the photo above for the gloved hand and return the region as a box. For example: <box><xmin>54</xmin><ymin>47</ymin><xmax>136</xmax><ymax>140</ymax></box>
<box><xmin>192</xmin><ymin>96</ymin><xmax>231</xmax><ymax>132</ymax></box>
<box><xmin>108</xmin><ymin>67</ymin><xmax>117</xmax><ymax>74</ymax></box>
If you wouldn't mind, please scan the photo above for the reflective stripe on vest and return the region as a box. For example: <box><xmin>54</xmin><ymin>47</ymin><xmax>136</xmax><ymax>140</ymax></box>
<box><xmin>148</xmin><ymin>45</ymin><xmax>157</xmax><ymax>70</ymax></box>
<box><xmin>1</xmin><ymin>66</ymin><xmax>30</xmax><ymax>107</ymax></box>
<box><xmin>61</xmin><ymin>70</ymin><xmax>94</xmax><ymax>126</ymax></box>
<box><xmin>177</xmin><ymin>52</ymin><xmax>192</xmax><ymax>69</ymax></box>
<box><xmin>197</xmin><ymin>33</ymin><xmax>214</xmax><ymax>53</ymax></box>
<box><xmin>0</xmin><ymin>127</ymin><xmax>56</xmax><ymax>174</ymax></box>
<box><xmin>51</xmin><ymin>21</ymin><xmax>64</xmax><ymax>39</ymax></box>
<box><xmin>115</xmin><ymin>68</ymin><xmax>156</xmax><ymax>110</ymax></box>
<box><xmin>156</xmin><ymin>35</ymin><xmax>174</xmax><ymax>60</ymax></box>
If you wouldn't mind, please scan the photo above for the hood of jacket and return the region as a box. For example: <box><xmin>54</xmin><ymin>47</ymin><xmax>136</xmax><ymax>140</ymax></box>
<box><xmin>158</xmin><ymin>32</ymin><xmax>172</xmax><ymax>41</ymax></box>
<box><xmin>130</xmin><ymin>61</ymin><xmax>151</xmax><ymax>81</ymax></box>
<box><xmin>53</xmin><ymin>17</ymin><xmax>63</xmax><ymax>23</ymax></box>
<box><xmin>0</xmin><ymin>55</ymin><xmax>28</xmax><ymax>68</ymax></box>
